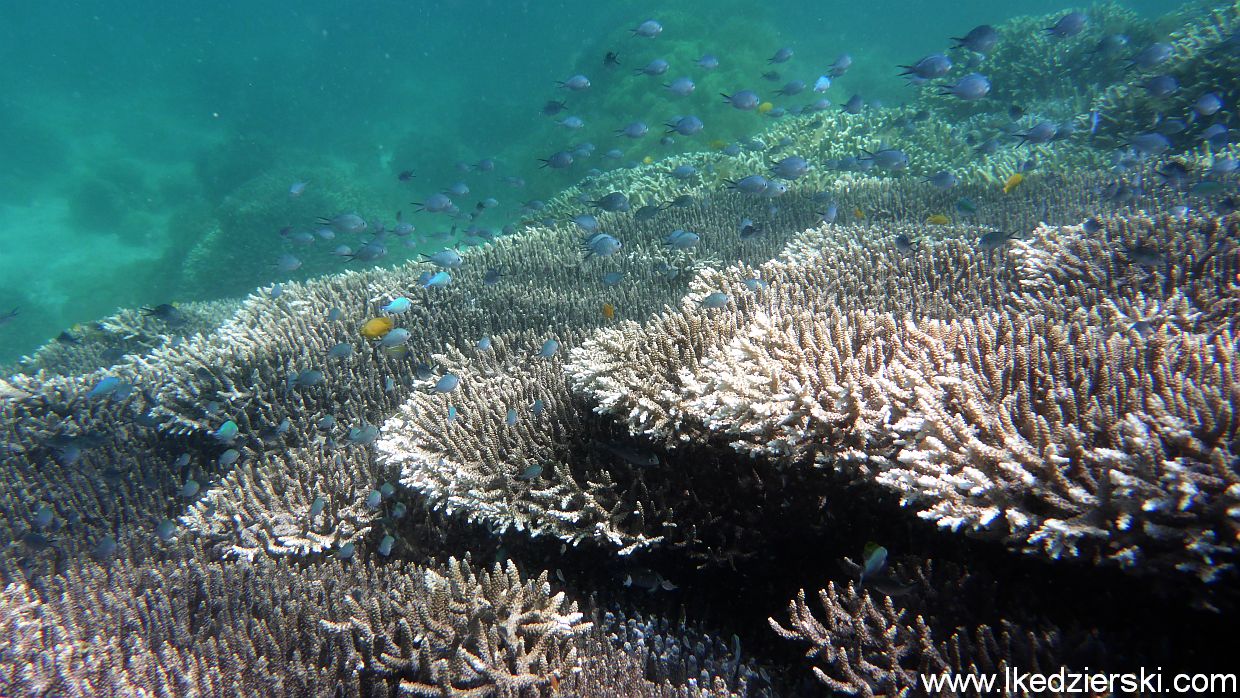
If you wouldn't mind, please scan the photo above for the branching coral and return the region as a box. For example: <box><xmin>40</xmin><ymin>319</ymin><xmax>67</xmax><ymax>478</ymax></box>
<box><xmin>1089</xmin><ymin>3</ymin><xmax>1240</xmax><ymax>147</ymax></box>
<box><xmin>4</xmin><ymin>298</ymin><xmax>239</xmax><ymax>378</ymax></box>
<box><xmin>570</xmin><ymin>213</ymin><xmax>1240</xmax><ymax>579</ymax></box>
<box><xmin>0</xmin><ymin>549</ymin><xmax>595</xmax><ymax>697</ymax></box>
<box><xmin>182</xmin><ymin>444</ymin><xmax>392</xmax><ymax>559</ymax></box>
<box><xmin>377</xmin><ymin>334</ymin><xmax>667</xmax><ymax>554</ymax></box>
<box><xmin>769</xmin><ymin>561</ymin><xmax>1061</xmax><ymax>697</ymax></box>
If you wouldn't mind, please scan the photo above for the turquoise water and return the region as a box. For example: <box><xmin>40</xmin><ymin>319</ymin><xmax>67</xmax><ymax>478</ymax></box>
<box><xmin>0</xmin><ymin>0</ymin><xmax>1175</xmax><ymax>362</ymax></box>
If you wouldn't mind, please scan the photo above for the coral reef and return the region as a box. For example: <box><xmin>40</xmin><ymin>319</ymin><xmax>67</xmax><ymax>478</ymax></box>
<box><xmin>181</xmin><ymin>444</ymin><xmax>391</xmax><ymax>559</ymax></box>
<box><xmin>0</xmin><ymin>549</ymin><xmax>594</xmax><ymax>697</ymax></box>
<box><xmin>2</xmin><ymin>298</ymin><xmax>239</xmax><ymax>378</ymax></box>
<box><xmin>377</xmin><ymin>333</ymin><xmax>668</xmax><ymax>554</ymax></box>
<box><xmin>770</xmin><ymin>559</ymin><xmax>1063</xmax><ymax>697</ymax></box>
<box><xmin>2</xmin><ymin>4</ymin><xmax>1237</xmax><ymax>693</ymax></box>
<box><xmin>569</xmin><ymin>212</ymin><xmax>1240</xmax><ymax>580</ymax></box>
<box><xmin>1090</xmin><ymin>3</ymin><xmax>1240</xmax><ymax>147</ymax></box>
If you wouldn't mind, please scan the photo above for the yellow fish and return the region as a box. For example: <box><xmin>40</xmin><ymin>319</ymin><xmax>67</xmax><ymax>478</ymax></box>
<box><xmin>601</xmin><ymin>302</ymin><xmax>615</xmax><ymax>320</ymax></box>
<box><xmin>853</xmin><ymin>207</ymin><xmax>866</xmax><ymax>219</ymax></box>
<box><xmin>926</xmin><ymin>213</ymin><xmax>950</xmax><ymax>225</ymax></box>
<box><xmin>1002</xmin><ymin>172</ymin><xmax>1024</xmax><ymax>194</ymax></box>
<box><xmin>642</xmin><ymin>155</ymin><xmax>654</xmax><ymax>165</ymax></box>
<box><xmin>360</xmin><ymin>316</ymin><xmax>394</xmax><ymax>339</ymax></box>
<box><xmin>757</xmin><ymin>101</ymin><xmax>774</xmax><ymax>114</ymax></box>
<box><xmin>708</xmin><ymin>139</ymin><xmax>728</xmax><ymax>150</ymax></box>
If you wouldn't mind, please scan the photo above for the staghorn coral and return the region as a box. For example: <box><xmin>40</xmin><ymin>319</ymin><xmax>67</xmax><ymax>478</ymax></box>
<box><xmin>181</xmin><ymin>444</ymin><xmax>393</xmax><ymax>559</ymax></box>
<box><xmin>0</xmin><ymin>547</ymin><xmax>595</xmax><ymax>697</ymax></box>
<box><xmin>569</xmin><ymin>212</ymin><xmax>1240</xmax><ymax>579</ymax></box>
<box><xmin>2</xmin><ymin>6</ymin><xmax>1236</xmax><ymax>687</ymax></box>
<box><xmin>2</xmin><ymin>298</ymin><xmax>239</xmax><ymax>378</ymax></box>
<box><xmin>377</xmin><ymin>334</ymin><xmax>667</xmax><ymax>555</ymax></box>
<box><xmin>0</xmin><ymin>542</ymin><xmax>762</xmax><ymax>698</ymax></box>
<box><xmin>319</xmin><ymin>556</ymin><xmax>592</xmax><ymax>696</ymax></box>
<box><xmin>769</xmin><ymin>560</ymin><xmax>1062</xmax><ymax>697</ymax></box>
<box><xmin>377</xmin><ymin>324</ymin><xmax>840</xmax><ymax>564</ymax></box>
<box><xmin>0</xmin><ymin>367</ymin><xmax>200</xmax><ymax>581</ymax></box>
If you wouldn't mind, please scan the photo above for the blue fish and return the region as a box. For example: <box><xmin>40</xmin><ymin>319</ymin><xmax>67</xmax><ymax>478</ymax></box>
<box><xmin>538</xmin><ymin>339</ymin><xmax>560</xmax><ymax>358</ymax></box>
<box><xmin>770</xmin><ymin>155</ymin><xmax>810</xmax><ymax>180</ymax></box>
<box><xmin>861</xmin><ymin>542</ymin><xmax>888</xmax><ymax>584</ymax></box>
<box><xmin>380</xmin><ymin>328</ymin><xmax>411</xmax><ymax>347</ymax></box>
<box><xmin>632</xmin><ymin>19</ymin><xmax>662</xmax><ymax>38</ymax></box>
<box><xmin>637</xmin><ymin>58</ymin><xmax>669</xmax><ymax>76</ymax></box>
<box><xmin>583</xmin><ymin>233</ymin><xmax>623</xmax><ymax>259</ymax></box>
<box><xmin>572</xmin><ymin>214</ymin><xmax>600</xmax><ymax>232</ymax></box>
<box><xmin>156</xmin><ymin>519</ymin><xmax>176</xmax><ymax>541</ymax></box>
<box><xmin>819</xmin><ymin>204</ymin><xmax>839</xmax><ymax>224</ymax></box>
<box><xmin>665</xmin><ymin>76</ymin><xmax>695</xmax><ymax>97</ymax></box>
<box><xmin>950</xmin><ymin>24</ymin><xmax>998</xmax><ymax>53</ymax></box>
<box><xmin>941</xmin><ymin>72</ymin><xmax>990</xmax><ymax>101</ymax></box>
<box><xmin>422</xmin><ymin>271</ymin><xmax>452</xmax><ymax>288</ymax></box>
<box><xmin>721</xmin><ymin>90</ymin><xmax>760</xmax><ymax>110</ymax></box>
<box><xmin>617</xmin><ymin>121</ymin><xmax>648</xmax><ymax>139</ymax></box>
<box><xmin>211</xmin><ymin>420</ymin><xmax>239</xmax><ymax>442</ymax></box>
<box><xmin>768</xmin><ymin>46</ymin><xmax>793</xmax><ymax>63</ymax></box>
<box><xmin>1142</xmin><ymin>74</ymin><xmax>1179</xmax><ymax>98</ymax></box>
<box><xmin>378</xmin><ymin>535</ymin><xmax>396</xmax><ymax>556</ymax></box>
<box><xmin>725</xmin><ymin>174</ymin><xmax>769</xmax><ymax>194</ymax></box>
<box><xmin>1127</xmin><ymin>132</ymin><xmax>1171</xmax><ymax>156</ymax></box>
<box><xmin>828</xmin><ymin>53</ymin><xmax>852</xmax><ymax>77</ymax></box>
<box><xmin>861</xmin><ymin>148</ymin><xmax>908</xmax><ymax>170</ymax></box>
<box><xmin>348</xmin><ymin>424</ymin><xmax>380</xmax><ymax>445</ymax></box>
<box><xmin>295</xmin><ymin>369</ymin><xmax>325</xmax><ymax>387</ymax></box>
<box><xmin>665</xmin><ymin>115</ymin><xmax>704</xmax><ymax>136</ymax></box>
<box><xmin>925</xmin><ymin>170</ymin><xmax>958</xmax><ymax>189</ymax></box>
<box><xmin>775</xmin><ymin>80</ymin><xmax>805</xmax><ymax>96</ymax></box>
<box><xmin>435</xmin><ymin>374</ymin><xmax>460</xmax><ymax>393</ymax></box>
<box><xmin>87</xmin><ymin>376</ymin><xmax>121</xmax><ymax>399</ymax></box>
<box><xmin>701</xmin><ymin>292</ymin><xmax>729</xmax><ymax>308</ymax></box>
<box><xmin>422</xmin><ymin>249</ymin><xmax>462</xmax><ymax>268</ymax></box>
<box><xmin>1194</xmin><ymin>92</ymin><xmax>1223</xmax><ymax>118</ymax></box>
<box><xmin>664</xmin><ymin>229</ymin><xmax>700</xmax><ymax>249</ymax></box>
<box><xmin>539</xmin><ymin>151</ymin><xmax>574</xmax><ymax>169</ymax></box>
<box><xmin>899</xmin><ymin>53</ymin><xmax>952</xmax><ymax>80</ymax></box>
<box><xmin>1045</xmin><ymin>11</ymin><xmax>1087</xmax><ymax>39</ymax></box>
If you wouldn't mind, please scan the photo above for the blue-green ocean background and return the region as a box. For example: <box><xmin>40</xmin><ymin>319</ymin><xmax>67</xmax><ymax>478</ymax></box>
<box><xmin>0</xmin><ymin>0</ymin><xmax>1176</xmax><ymax>363</ymax></box>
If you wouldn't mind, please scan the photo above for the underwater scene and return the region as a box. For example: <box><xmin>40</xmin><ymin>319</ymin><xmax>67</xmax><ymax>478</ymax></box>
<box><xmin>2</xmin><ymin>0</ymin><xmax>1240</xmax><ymax>695</ymax></box>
